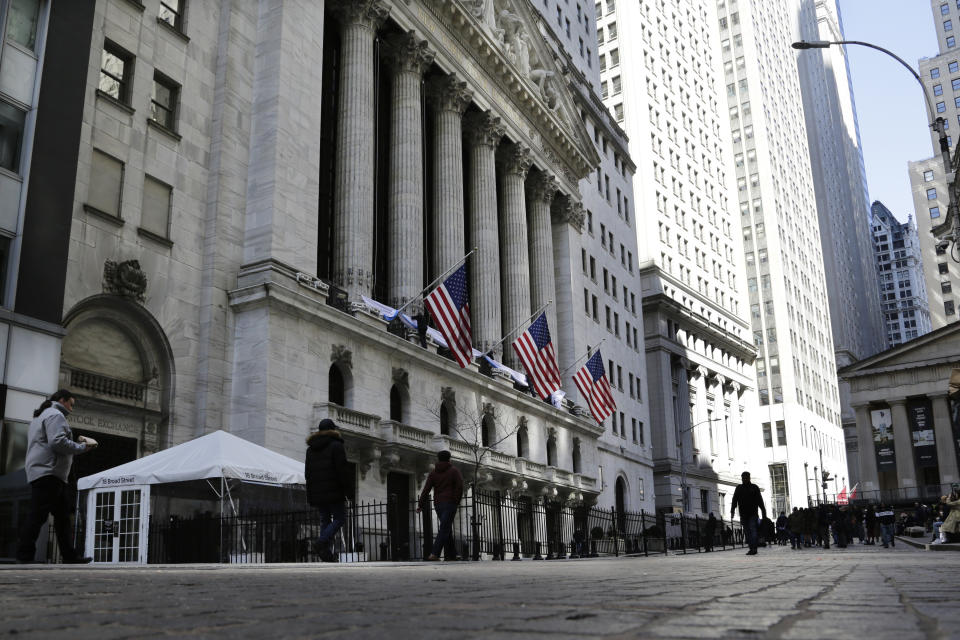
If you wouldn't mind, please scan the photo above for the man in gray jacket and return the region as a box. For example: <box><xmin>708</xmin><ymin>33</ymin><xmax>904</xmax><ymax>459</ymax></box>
<box><xmin>17</xmin><ymin>389</ymin><xmax>97</xmax><ymax>563</ymax></box>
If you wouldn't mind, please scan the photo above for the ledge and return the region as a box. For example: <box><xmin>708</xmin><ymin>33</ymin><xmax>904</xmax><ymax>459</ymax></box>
<box><xmin>156</xmin><ymin>16</ymin><xmax>190</xmax><ymax>43</ymax></box>
<box><xmin>83</xmin><ymin>204</ymin><xmax>124</xmax><ymax>226</ymax></box>
<box><xmin>95</xmin><ymin>90</ymin><xmax>135</xmax><ymax>115</ymax></box>
<box><xmin>137</xmin><ymin>226</ymin><xmax>173</xmax><ymax>248</ymax></box>
<box><xmin>147</xmin><ymin>118</ymin><xmax>182</xmax><ymax>142</ymax></box>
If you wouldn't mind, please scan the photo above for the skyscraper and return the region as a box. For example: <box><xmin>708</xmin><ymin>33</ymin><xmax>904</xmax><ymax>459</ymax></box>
<box><xmin>594</xmin><ymin>0</ymin><xmax>760</xmax><ymax>516</ymax></box>
<box><xmin>870</xmin><ymin>201</ymin><xmax>932</xmax><ymax>347</ymax></box>
<box><xmin>715</xmin><ymin>0</ymin><xmax>848</xmax><ymax>508</ymax></box>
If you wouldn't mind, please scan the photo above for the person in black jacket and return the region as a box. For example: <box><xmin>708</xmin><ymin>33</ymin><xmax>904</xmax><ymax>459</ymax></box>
<box><xmin>305</xmin><ymin>418</ymin><xmax>352</xmax><ymax>562</ymax></box>
<box><xmin>731</xmin><ymin>471</ymin><xmax>766</xmax><ymax>555</ymax></box>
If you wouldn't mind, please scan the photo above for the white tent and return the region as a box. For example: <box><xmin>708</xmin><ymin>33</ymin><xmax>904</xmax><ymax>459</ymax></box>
<box><xmin>78</xmin><ymin>431</ymin><xmax>305</xmax><ymax>564</ymax></box>
<box><xmin>78</xmin><ymin>430</ymin><xmax>305</xmax><ymax>490</ymax></box>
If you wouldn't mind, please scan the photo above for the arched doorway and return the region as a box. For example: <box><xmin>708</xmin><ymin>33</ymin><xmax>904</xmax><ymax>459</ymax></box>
<box><xmin>60</xmin><ymin>295</ymin><xmax>173</xmax><ymax>477</ymax></box>
<box><xmin>390</xmin><ymin>385</ymin><xmax>403</xmax><ymax>421</ymax></box>
<box><xmin>615</xmin><ymin>477</ymin><xmax>627</xmax><ymax>534</ymax></box>
<box><xmin>329</xmin><ymin>364</ymin><xmax>345</xmax><ymax>406</ymax></box>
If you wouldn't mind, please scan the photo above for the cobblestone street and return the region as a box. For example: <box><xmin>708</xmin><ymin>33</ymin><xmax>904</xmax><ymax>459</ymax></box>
<box><xmin>2</xmin><ymin>543</ymin><xmax>958</xmax><ymax>639</ymax></box>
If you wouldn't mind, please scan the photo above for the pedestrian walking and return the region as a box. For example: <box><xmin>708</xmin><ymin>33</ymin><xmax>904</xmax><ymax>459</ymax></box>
<box><xmin>731</xmin><ymin>471</ymin><xmax>766</xmax><ymax>555</ymax></box>
<box><xmin>704</xmin><ymin>512</ymin><xmax>717</xmax><ymax>551</ymax></box>
<box><xmin>416</xmin><ymin>450</ymin><xmax>463</xmax><ymax>561</ymax></box>
<box><xmin>305</xmin><ymin>418</ymin><xmax>353</xmax><ymax>562</ymax></box>
<box><xmin>877</xmin><ymin>504</ymin><xmax>895</xmax><ymax>548</ymax></box>
<box><xmin>939</xmin><ymin>484</ymin><xmax>960</xmax><ymax>543</ymax></box>
<box><xmin>17</xmin><ymin>390</ymin><xmax>97</xmax><ymax>564</ymax></box>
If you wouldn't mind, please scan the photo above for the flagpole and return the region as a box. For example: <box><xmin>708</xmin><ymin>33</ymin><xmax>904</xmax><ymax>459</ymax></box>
<box><xmin>558</xmin><ymin>338</ymin><xmax>607</xmax><ymax>377</ymax></box>
<box><xmin>393</xmin><ymin>247</ymin><xmax>477</xmax><ymax>317</ymax></box>
<box><xmin>482</xmin><ymin>300</ymin><xmax>553</xmax><ymax>356</ymax></box>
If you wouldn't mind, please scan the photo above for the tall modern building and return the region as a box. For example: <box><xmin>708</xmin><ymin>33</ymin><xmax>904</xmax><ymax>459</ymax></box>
<box><xmin>909</xmin><ymin>0</ymin><xmax>960</xmax><ymax>329</ymax></box>
<box><xmin>714</xmin><ymin>0</ymin><xmax>849</xmax><ymax>508</ymax></box>
<box><xmin>595</xmin><ymin>0</ymin><xmax>760</xmax><ymax>517</ymax></box>
<box><xmin>870</xmin><ymin>201</ymin><xmax>932</xmax><ymax>347</ymax></box>
<box><xmin>0</xmin><ymin>0</ymin><xmax>658</xmax><ymax>562</ymax></box>
<box><xmin>0</xmin><ymin>3</ymin><xmax>94</xmax><ymax>477</ymax></box>
<box><xmin>795</xmin><ymin>0</ymin><xmax>885</xmax><ymax>363</ymax></box>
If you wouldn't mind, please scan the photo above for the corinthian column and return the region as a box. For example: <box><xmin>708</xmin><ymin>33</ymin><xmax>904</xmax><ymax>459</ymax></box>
<box><xmin>497</xmin><ymin>143</ymin><xmax>533</xmax><ymax>368</ymax></box>
<box><xmin>428</xmin><ymin>75</ymin><xmax>472</xmax><ymax>280</ymax></box>
<box><xmin>385</xmin><ymin>32</ymin><xmax>434</xmax><ymax>312</ymax></box>
<box><xmin>527</xmin><ymin>171</ymin><xmax>558</xmax><ymax>337</ymax></box>
<box><xmin>465</xmin><ymin>111</ymin><xmax>504</xmax><ymax>357</ymax></box>
<box><xmin>331</xmin><ymin>0</ymin><xmax>389</xmax><ymax>302</ymax></box>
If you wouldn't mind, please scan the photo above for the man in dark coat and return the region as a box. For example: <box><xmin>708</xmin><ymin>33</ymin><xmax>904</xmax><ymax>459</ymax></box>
<box><xmin>731</xmin><ymin>471</ymin><xmax>766</xmax><ymax>555</ymax></box>
<box><xmin>416</xmin><ymin>450</ymin><xmax>463</xmax><ymax>561</ymax></box>
<box><xmin>305</xmin><ymin>418</ymin><xmax>352</xmax><ymax>562</ymax></box>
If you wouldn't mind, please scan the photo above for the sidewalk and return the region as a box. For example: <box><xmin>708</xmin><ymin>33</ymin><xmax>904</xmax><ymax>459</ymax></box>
<box><xmin>2</xmin><ymin>544</ymin><xmax>958</xmax><ymax>639</ymax></box>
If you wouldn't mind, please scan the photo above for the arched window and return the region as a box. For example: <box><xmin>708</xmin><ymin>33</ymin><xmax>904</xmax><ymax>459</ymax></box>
<box><xmin>516</xmin><ymin>427</ymin><xmax>528</xmax><ymax>458</ymax></box>
<box><xmin>390</xmin><ymin>385</ymin><xmax>403</xmax><ymax>421</ymax></box>
<box><xmin>481</xmin><ymin>414</ymin><xmax>494</xmax><ymax>448</ymax></box>
<box><xmin>572</xmin><ymin>439</ymin><xmax>582</xmax><ymax>473</ymax></box>
<box><xmin>329</xmin><ymin>364</ymin><xmax>345</xmax><ymax>406</ymax></box>
<box><xmin>546</xmin><ymin>434</ymin><xmax>557</xmax><ymax>467</ymax></box>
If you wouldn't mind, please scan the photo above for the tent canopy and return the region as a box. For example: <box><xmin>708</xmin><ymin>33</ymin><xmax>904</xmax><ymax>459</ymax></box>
<box><xmin>78</xmin><ymin>430</ymin><xmax>305</xmax><ymax>490</ymax></box>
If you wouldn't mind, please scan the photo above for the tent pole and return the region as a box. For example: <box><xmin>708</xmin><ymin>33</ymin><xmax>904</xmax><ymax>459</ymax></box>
<box><xmin>220</xmin><ymin>476</ymin><xmax>224</xmax><ymax>563</ymax></box>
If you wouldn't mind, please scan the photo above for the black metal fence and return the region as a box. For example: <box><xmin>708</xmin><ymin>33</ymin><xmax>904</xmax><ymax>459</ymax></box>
<box><xmin>143</xmin><ymin>491</ymin><xmax>746</xmax><ymax>564</ymax></box>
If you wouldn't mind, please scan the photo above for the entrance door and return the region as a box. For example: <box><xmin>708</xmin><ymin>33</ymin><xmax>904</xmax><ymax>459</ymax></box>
<box><xmin>386</xmin><ymin>472</ymin><xmax>411</xmax><ymax>560</ymax></box>
<box><xmin>85</xmin><ymin>486</ymin><xmax>149</xmax><ymax>563</ymax></box>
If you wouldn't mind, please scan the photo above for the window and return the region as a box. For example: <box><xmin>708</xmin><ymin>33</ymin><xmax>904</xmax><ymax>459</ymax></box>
<box><xmin>951</xmin><ymin>60</ymin><xmax>959</xmax><ymax>73</ymax></box>
<box><xmin>700</xmin><ymin>489</ymin><xmax>709</xmax><ymax>514</ymax></box>
<box><xmin>939</xmin><ymin>262</ymin><xmax>950</xmax><ymax>275</ymax></box>
<box><xmin>931</xmin><ymin>206</ymin><xmax>941</xmax><ymax>219</ymax></box>
<box><xmin>928</xmin><ymin>187</ymin><xmax>938</xmax><ymax>200</ymax></box>
<box><xmin>762</xmin><ymin>422</ymin><xmax>772</xmax><ymax>447</ymax></box>
<box><xmin>776</xmin><ymin>421</ymin><xmax>786</xmax><ymax>446</ymax></box>
<box><xmin>935</xmin><ymin>84</ymin><xmax>944</xmax><ymax>96</ymax></box>
<box><xmin>932</xmin><ymin>67</ymin><xmax>942</xmax><ymax>78</ymax></box>
<box><xmin>942</xmin><ymin>281</ymin><xmax>953</xmax><ymax>294</ymax></box>
<box><xmin>948</xmin><ymin>36</ymin><xmax>956</xmax><ymax>48</ymax></box>
<box><xmin>925</xmin><ymin>169</ymin><xmax>936</xmax><ymax>181</ymax></box>
<box><xmin>946</xmin><ymin>300</ymin><xmax>956</xmax><ymax>316</ymax></box>
<box><xmin>938</xmin><ymin>101</ymin><xmax>947</xmax><ymax>113</ymax></box>
<box><xmin>944</xmin><ymin>3</ymin><xmax>951</xmax><ymax>15</ymax></box>
<box><xmin>947</xmin><ymin>19</ymin><xmax>954</xmax><ymax>31</ymax></box>
<box><xmin>5</xmin><ymin>0</ymin><xmax>42</xmax><ymax>50</ymax></box>
<box><xmin>140</xmin><ymin>175</ymin><xmax>172</xmax><ymax>239</ymax></box>
<box><xmin>0</xmin><ymin>102</ymin><xmax>26</xmax><ymax>173</ymax></box>
<box><xmin>87</xmin><ymin>150</ymin><xmax>124</xmax><ymax>218</ymax></box>
<box><xmin>150</xmin><ymin>72</ymin><xmax>180</xmax><ymax>131</ymax></box>
<box><xmin>953</xmin><ymin>78</ymin><xmax>960</xmax><ymax>91</ymax></box>
<box><xmin>159</xmin><ymin>0</ymin><xmax>186</xmax><ymax>32</ymax></box>
<box><xmin>99</xmin><ymin>42</ymin><xmax>134</xmax><ymax>105</ymax></box>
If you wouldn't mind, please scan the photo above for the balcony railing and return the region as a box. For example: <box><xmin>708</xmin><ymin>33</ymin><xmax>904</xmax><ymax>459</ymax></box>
<box><xmin>313</xmin><ymin>403</ymin><xmax>381</xmax><ymax>436</ymax></box>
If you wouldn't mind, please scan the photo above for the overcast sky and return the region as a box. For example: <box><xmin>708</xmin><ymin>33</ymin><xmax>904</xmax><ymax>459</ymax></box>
<box><xmin>836</xmin><ymin>0</ymin><xmax>938</xmax><ymax>223</ymax></box>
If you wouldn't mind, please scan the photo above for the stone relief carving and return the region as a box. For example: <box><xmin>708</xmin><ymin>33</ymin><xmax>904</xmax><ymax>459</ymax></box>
<box><xmin>103</xmin><ymin>259</ymin><xmax>148</xmax><ymax>302</ymax></box>
<box><xmin>331</xmin><ymin>344</ymin><xmax>353</xmax><ymax>368</ymax></box>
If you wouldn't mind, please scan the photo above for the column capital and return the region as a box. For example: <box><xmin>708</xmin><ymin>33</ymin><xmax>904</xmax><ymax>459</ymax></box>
<box><xmin>554</xmin><ymin>195</ymin><xmax>584</xmax><ymax>230</ymax></box>
<box><xmin>384</xmin><ymin>31</ymin><xmax>435</xmax><ymax>74</ymax></box>
<box><xmin>465</xmin><ymin>111</ymin><xmax>505</xmax><ymax>148</ymax></box>
<box><xmin>331</xmin><ymin>0</ymin><xmax>390</xmax><ymax>29</ymax></box>
<box><xmin>529</xmin><ymin>171</ymin><xmax>558</xmax><ymax>204</ymax></box>
<box><xmin>428</xmin><ymin>74</ymin><xmax>473</xmax><ymax>114</ymax></box>
<box><xmin>498</xmin><ymin>143</ymin><xmax>532</xmax><ymax>179</ymax></box>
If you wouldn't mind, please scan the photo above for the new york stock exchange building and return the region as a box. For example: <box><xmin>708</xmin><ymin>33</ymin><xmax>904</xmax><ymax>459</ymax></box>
<box><xmin>0</xmin><ymin>0</ymin><xmax>662</xmax><ymax>556</ymax></box>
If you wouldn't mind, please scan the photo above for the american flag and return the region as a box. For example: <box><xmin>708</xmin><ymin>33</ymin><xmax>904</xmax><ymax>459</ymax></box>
<box><xmin>573</xmin><ymin>351</ymin><xmax>616</xmax><ymax>424</ymax></box>
<box><xmin>424</xmin><ymin>264</ymin><xmax>473</xmax><ymax>368</ymax></box>
<box><xmin>511</xmin><ymin>313</ymin><xmax>561</xmax><ymax>400</ymax></box>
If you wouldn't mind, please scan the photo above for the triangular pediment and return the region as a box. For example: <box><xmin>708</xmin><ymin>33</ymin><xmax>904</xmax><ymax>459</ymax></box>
<box><xmin>414</xmin><ymin>0</ymin><xmax>600</xmax><ymax>189</ymax></box>
<box><xmin>839</xmin><ymin>323</ymin><xmax>960</xmax><ymax>377</ymax></box>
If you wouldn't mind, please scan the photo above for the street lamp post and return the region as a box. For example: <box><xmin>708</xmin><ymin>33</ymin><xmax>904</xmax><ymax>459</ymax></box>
<box><xmin>677</xmin><ymin>417</ymin><xmax>721</xmax><ymax>513</ymax></box>
<box><xmin>792</xmin><ymin>39</ymin><xmax>958</xmax><ymax>252</ymax></box>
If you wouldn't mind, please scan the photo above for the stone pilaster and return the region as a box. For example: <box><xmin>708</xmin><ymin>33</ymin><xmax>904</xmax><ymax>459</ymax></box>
<box><xmin>385</xmin><ymin>32</ymin><xmax>434</xmax><ymax>312</ymax></box>
<box><xmin>527</xmin><ymin>171</ymin><xmax>558</xmax><ymax>342</ymax></box>
<box><xmin>853</xmin><ymin>404</ymin><xmax>880</xmax><ymax>492</ymax></box>
<box><xmin>889</xmin><ymin>398</ymin><xmax>918</xmax><ymax>493</ymax></box>
<box><xmin>465</xmin><ymin>111</ymin><xmax>504</xmax><ymax>357</ymax></box>
<box><xmin>428</xmin><ymin>75</ymin><xmax>472</xmax><ymax>280</ymax></box>
<box><xmin>331</xmin><ymin>0</ymin><xmax>390</xmax><ymax>301</ymax></box>
<box><xmin>497</xmin><ymin>143</ymin><xmax>533</xmax><ymax>368</ymax></box>
<box><xmin>931</xmin><ymin>393</ymin><xmax>960</xmax><ymax>483</ymax></box>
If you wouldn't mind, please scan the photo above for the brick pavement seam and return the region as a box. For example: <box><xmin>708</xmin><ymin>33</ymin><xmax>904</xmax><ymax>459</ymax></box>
<box><xmin>882</xmin><ymin>575</ymin><xmax>945</xmax><ymax>640</ymax></box>
<box><xmin>761</xmin><ymin>563</ymin><xmax>857</xmax><ymax>639</ymax></box>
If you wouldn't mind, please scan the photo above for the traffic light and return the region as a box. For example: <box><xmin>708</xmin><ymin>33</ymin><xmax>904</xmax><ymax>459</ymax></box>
<box><xmin>821</xmin><ymin>471</ymin><xmax>832</xmax><ymax>483</ymax></box>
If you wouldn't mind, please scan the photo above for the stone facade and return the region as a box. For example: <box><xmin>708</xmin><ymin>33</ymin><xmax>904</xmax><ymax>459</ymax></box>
<box><xmin>52</xmin><ymin>0</ymin><xmax>652</xmax><ymax>516</ymax></box>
